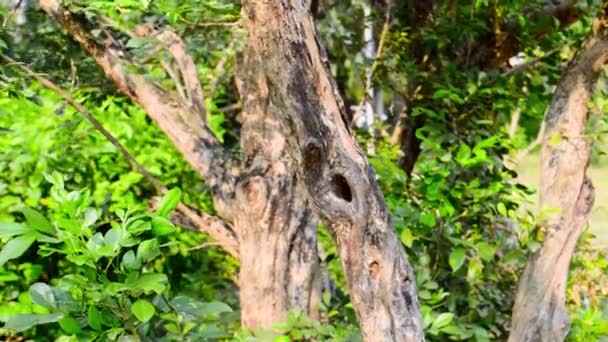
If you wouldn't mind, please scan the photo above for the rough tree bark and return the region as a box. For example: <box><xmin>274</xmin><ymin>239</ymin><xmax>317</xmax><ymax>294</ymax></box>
<box><xmin>39</xmin><ymin>0</ymin><xmax>321</xmax><ymax>329</ymax></box>
<box><xmin>240</xmin><ymin>1</ymin><xmax>424</xmax><ymax>341</ymax></box>
<box><xmin>508</xmin><ymin>2</ymin><xmax>608</xmax><ymax>341</ymax></box>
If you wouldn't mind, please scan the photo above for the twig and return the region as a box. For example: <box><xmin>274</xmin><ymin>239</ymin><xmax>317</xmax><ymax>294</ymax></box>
<box><xmin>2</xmin><ymin>0</ymin><xmax>25</xmax><ymax>27</ymax></box>
<box><xmin>188</xmin><ymin>242</ymin><xmax>222</xmax><ymax>251</ymax></box>
<box><xmin>217</xmin><ymin>103</ymin><xmax>241</xmax><ymax>113</ymax></box>
<box><xmin>156</xmin><ymin>31</ymin><xmax>208</xmax><ymax>121</ymax></box>
<box><xmin>486</xmin><ymin>49</ymin><xmax>559</xmax><ymax>85</ymax></box>
<box><xmin>161</xmin><ymin>59</ymin><xmax>188</xmax><ymax>102</ymax></box>
<box><xmin>208</xmin><ymin>39</ymin><xmax>236</xmax><ymax>97</ymax></box>
<box><xmin>517</xmin><ymin>120</ymin><xmax>546</xmax><ymax>160</ymax></box>
<box><xmin>508</xmin><ymin>108</ymin><xmax>521</xmax><ymax>138</ymax></box>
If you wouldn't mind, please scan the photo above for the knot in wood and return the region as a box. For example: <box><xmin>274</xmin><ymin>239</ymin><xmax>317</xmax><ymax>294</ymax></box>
<box><xmin>236</xmin><ymin>175</ymin><xmax>268</xmax><ymax>215</ymax></box>
<box><xmin>302</xmin><ymin>138</ymin><xmax>323</xmax><ymax>170</ymax></box>
<box><xmin>369</xmin><ymin>261</ymin><xmax>380</xmax><ymax>279</ymax></box>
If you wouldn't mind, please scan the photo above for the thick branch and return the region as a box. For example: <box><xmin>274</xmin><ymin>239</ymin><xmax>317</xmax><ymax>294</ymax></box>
<box><xmin>39</xmin><ymin>0</ymin><xmax>238</xmax><ymax>221</ymax></box>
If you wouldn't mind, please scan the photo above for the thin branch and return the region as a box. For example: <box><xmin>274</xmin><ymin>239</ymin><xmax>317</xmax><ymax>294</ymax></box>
<box><xmin>508</xmin><ymin>108</ymin><xmax>521</xmax><ymax>138</ymax></box>
<box><xmin>208</xmin><ymin>38</ymin><xmax>236</xmax><ymax>97</ymax></box>
<box><xmin>1</xmin><ymin>53</ymin><xmax>239</xmax><ymax>258</ymax></box>
<box><xmin>217</xmin><ymin>103</ymin><xmax>241</xmax><ymax>113</ymax></box>
<box><xmin>156</xmin><ymin>31</ymin><xmax>208</xmax><ymax>121</ymax></box>
<box><xmin>517</xmin><ymin>120</ymin><xmax>546</xmax><ymax>160</ymax></box>
<box><xmin>1</xmin><ymin>54</ymin><xmax>166</xmax><ymax>193</ymax></box>
<box><xmin>486</xmin><ymin>49</ymin><xmax>560</xmax><ymax>85</ymax></box>
<box><xmin>2</xmin><ymin>0</ymin><xmax>25</xmax><ymax>27</ymax></box>
<box><xmin>161</xmin><ymin>59</ymin><xmax>188</xmax><ymax>102</ymax></box>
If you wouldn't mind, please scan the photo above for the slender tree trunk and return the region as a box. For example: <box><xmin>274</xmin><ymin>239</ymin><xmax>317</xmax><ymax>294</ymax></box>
<box><xmin>39</xmin><ymin>0</ymin><xmax>322</xmax><ymax>329</ymax></box>
<box><xmin>240</xmin><ymin>1</ymin><xmax>424</xmax><ymax>341</ymax></box>
<box><xmin>508</xmin><ymin>3</ymin><xmax>608</xmax><ymax>341</ymax></box>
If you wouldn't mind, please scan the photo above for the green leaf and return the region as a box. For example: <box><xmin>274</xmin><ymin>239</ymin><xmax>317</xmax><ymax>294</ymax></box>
<box><xmin>88</xmin><ymin>305</ymin><xmax>102</xmax><ymax>331</ymax></box>
<box><xmin>400</xmin><ymin>228</ymin><xmax>414</xmax><ymax>248</ymax></box>
<box><xmin>30</xmin><ymin>282</ymin><xmax>56</xmax><ymax>309</ymax></box>
<box><xmin>170</xmin><ymin>296</ymin><xmax>232</xmax><ymax>317</ymax></box>
<box><xmin>549</xmin><ymin>133</ymin><xmax>561</xmax><ymax>146</ymax></box>
<box><xmin>198</xmin><ymin>301</ymin><xmax>232</xmax><ymax>316</ymax></box>
<box><xmin>129</xmin><ymin>273</ymin><xmax>168</xmax><ymax>294</ymax></box>
<box><xmin>121</xmin><ymin>250</ymin><xmax>141</xmax><ymax>270</ymax></box>
<box><xmin>151</xmin><ymin>217</ymin><xmax>176</xmax><ymax>236</ymax></box>
<box><xmin>475</xmin><ymin>242</ymin><xmax>495</xmax><ymax>261</ymax></box>
<box><xmin>456</xmin><ymin>144</ymin><xmax>471</xmax><ymax>164</ymax></box>
<box><xmin>156</xmin><ymin>188</ymin><xmax>181</xmax><ymax>217</ymax></box>
<box><xmin>131</xmin><ymin>299</ymin><xmax>155</xmax><ymax>322</ymax></box>
<box><xmin>0</xmin><ymin>222</ymin><xmax>32</xmax><ymax>238</ymax></box>
<box><xmin>467</xmin><ymin>257</ymin><xmax>484</xmax><ymax>281</ymax></box>
<box><xmin>3</xmin><ymin>313</ymin><xmax>63</xmax><ymax>332</ymax></box>
<box><xmin>0</xmin><ymin>233</ymin><xmax>37</xmax><ymax>267</ymax></box>
<box><xmin>137</xmin><ymin>239</ymin><xmax>160</xmax><ymax>262</ymax></box>
<box><xmin>419</xmin><ymin>213</ymin><xmax>436</xmax><ymax>228</ymax></box>
<box><xmin>449</xmin><ymin>247</ymin><xmax>466</xmax><ymax>272</ymax></box>
<box><xmin>22</xmin><ymin>207</ymin><xmax>54</xmax><ymax>235</ymax></box>
<box><xmin>59</xmin><ymin>315</ymin><xmax>82</xmax><ymax>335</ymax></box>
<box><xmin>440</xmin><ymin>323</ymin><xmax>470</xmax><ymax>337</ymax></box>
<box><xmin>432</xmin><ymin>312</ymin><xmax>454</xmax><ymax>330</ymax></box>
<box><xmin>497</xmin><ymin>202</ymin><xmax>507</xmax><ymax>216</ymax></box>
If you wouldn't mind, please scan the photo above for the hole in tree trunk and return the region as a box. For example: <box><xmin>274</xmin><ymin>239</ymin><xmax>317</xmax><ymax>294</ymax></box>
<box><xmin>330</xmin><ymin>174</ymin><xmax>352</xmax><ymax>202</ymax></box>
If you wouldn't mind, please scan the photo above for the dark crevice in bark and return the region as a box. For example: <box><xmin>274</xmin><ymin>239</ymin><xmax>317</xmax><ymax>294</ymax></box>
<box><xmin>330</xmin><ymin>174</ymin><xmax>352</xmax><ymax>202</ymax></box>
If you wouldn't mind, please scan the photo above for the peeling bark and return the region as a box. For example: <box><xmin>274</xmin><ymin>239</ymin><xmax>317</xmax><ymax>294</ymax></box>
<box><xmin>241</xmin><ymin>1</ymin><xmax>423</xmax><ymax>341</ymax></box>
<box><xmin>40</xmin><ymin>0</ymin><xmax>322</xmax><ymax>329</ymax></box>
<box><xmin>508</xmin><ymin>3</ymin><xmax>608</xmax><ymax>341</ymax></box>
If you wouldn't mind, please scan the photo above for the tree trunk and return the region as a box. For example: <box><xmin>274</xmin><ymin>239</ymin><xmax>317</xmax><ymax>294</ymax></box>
<box><xmin>234</xmin><ymin>51</ymin><xmax>322</xmax><ymax>327</ymax></box>
<box><xmin>39</xmin><ymin>0</ymin><xmax>322</xmax><ymax>329</ymax></box>
<box><xmin>508</xmin><ymin>3</ymin><xmax>608</xmax><ymax>341</ymax></box>
<box><xmin>240</xmin><ymin>1</ymin><xmax>424</xmax><ymax>341</ymax></box>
